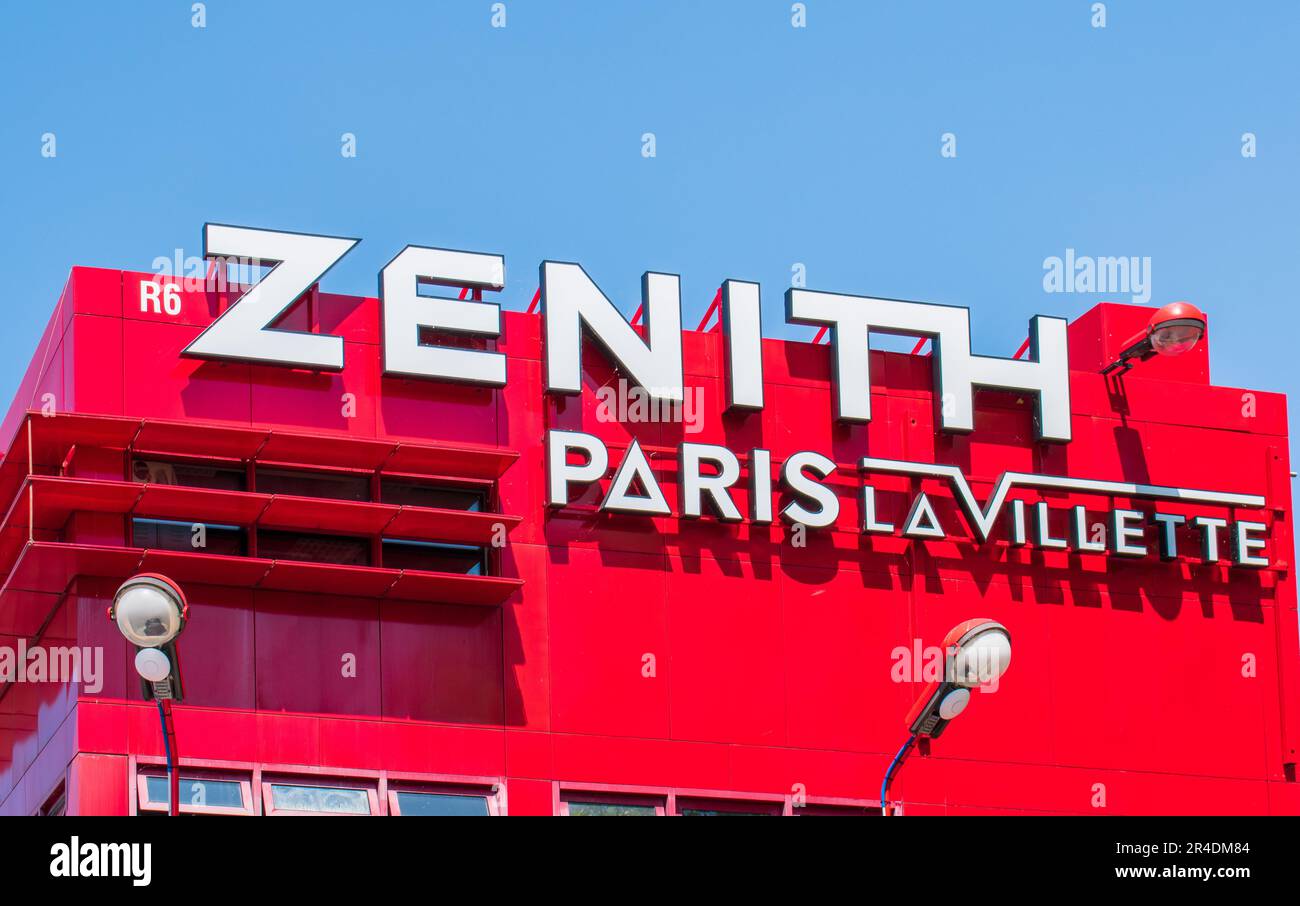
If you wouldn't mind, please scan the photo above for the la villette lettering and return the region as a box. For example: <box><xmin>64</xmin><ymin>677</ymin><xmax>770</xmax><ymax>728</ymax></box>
<box><xmin>185</xmin><ymin>224</ymin><xmax>1271</xmax><ymax>569</ymax></box>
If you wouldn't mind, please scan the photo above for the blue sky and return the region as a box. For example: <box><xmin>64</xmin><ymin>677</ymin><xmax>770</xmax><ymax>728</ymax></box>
<box><xmin>2</xmin><ymin>1</ymin><xmax>1297</xmax><ymax>434</ymax></box>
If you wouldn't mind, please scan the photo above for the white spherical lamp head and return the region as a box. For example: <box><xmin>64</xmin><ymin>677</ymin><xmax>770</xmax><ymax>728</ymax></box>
<box><xmin>945</xmin><ymin>619</ymin><xmax>1012</xmax><ymax>688</ymax></box>
<box><xmin>111</xmin><ymin>574</ymin><xmax>187</xmax><ymax>648</ymax></box>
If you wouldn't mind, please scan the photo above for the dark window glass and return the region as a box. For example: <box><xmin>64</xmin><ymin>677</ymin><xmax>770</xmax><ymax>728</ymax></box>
<box><xmin>38</xmin><ymin>786</ymin><xmax>66</xmax><ymax>817</ymax></box>
<box><xmin>380</xmin><ymin>478</ymin><xmax>485</xmax><ymax>511</ymax></box>
<box><xmin>259</xmin><ymin>530</ymin><xmax>370</xmax><ymax>566</ymax></box>
<box><xmin>417</xmin><ymin>326</ymin><xmax>492</xmax><ymax>351</ymax></box>
<box><xmin>395</xmin><ymin>792</ymin><xmax>490</xmax><ymax>816</ymax></box>
<box><xmin>255</xmin><ymin>466</ymin><xmax>370</xmax><ymax>502</ymax></box>
<box><xmin>794</xmin><ymin>805</ymin><xmax>878</xmax><ymax>816</ymax></box>
<box><xmin>132</xmin><ymin>459</ymin><xmax>246</xmax><ymax>491</ymax></box>
<box><xmin>145</xmin><ymin>776</ymin><xmax>244</xmax><ymax>810</ymax></box>
<box><xmin>132</xmin><ymin>518</ymin><xmax>246</xmax><ymax>556</ymax></box>
<box><xmin>676</xmin><ymin>797</ymin><xmax>781</xmax><ymax>816</ymax></box>
<box><xmin>382</xmin><ymin>540</ymin><xmax>484</xmax><ymax>575</ymax></box>
<box><xmin>566</xmin><ymin>802</ymin><xmax>658</xmax><ymax>816</ymax></box>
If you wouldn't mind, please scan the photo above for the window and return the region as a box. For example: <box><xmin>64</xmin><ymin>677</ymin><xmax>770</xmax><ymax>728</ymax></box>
<box><xmin>557</xmin><ymin>785</ymin><xmax>875</xmax><ymax>816</ymax></box>
<box><xmin>258</xmin><ymin>530</ymin><xmax>370</xmax><ymax>566</ymax></box>
<box><xmin>380</xmin><ymin>478</ymin><xmax>486</xmax><ymax>511</ymax></box>
<box><xmin>417</xmin><ymin>325</ymin><xmax>493</xmax><ymax>351</ymax></box>
<box><xmin>132</xmin><ymin>766</ymin><xmax>503</xmax><ymax>816</ymax></box>
<box><xmin>389</xmin><ymin>790</ymin><xmax>493</xmax><ymax>816</ymax></box>
<box><xmin>677</xmin><ymin>798</ymin><xmax>782</xmax><ymax>816</ymax></box>
<box><xmin>793</xmin><ymin>804</ymin><xmax>882</xmax><ymax>816</ymax></box>
<box><xmin>264</xmin><ymin>781</ymin><xmax>378</xmax><ymax>816</ymax></box>
<box><xmin>129</xmin><ymin>460</ymin><xmax>496</xmax><ymax>515</ymax></box>
<box><xmin>255</xmin><ymin>466</ymin><xmax>370</xmax><ymax>502</ymax></box>
<box><xmin>382</xmin><ymin>539</ymin><xmax>485</xmax><ymax>575</ymax></box>
<box><xmin>121</xmin><ymin>458</ymin><xmax>503</xmax><ymax>577</ymax></box>
<box><xmin>559</xmin><ymin>792</ymin><xmax>666</xmax><ymax>816</ymax></box>
<box><xmin>37</xmin><ymin>784</ymin><xmax>66</xmax><ymax>817</ymax></box>
<box><xmin>567</xmin><ymin>801</ymin><xmax>662</xmax><ymax>816</ymax></box>
<box><xmin>132</xmin><ymin>518</ymin><xmax>246</xmax><ymax>556</ymax></box>
<box><xmin>132</xmin><ymin>458</ymin><xmax>247</xmax><ymax>491</ymax></box>
<box><xmin>137</xmin><ymin>771</ymin><xmax>254</xmax><ymax>816</ymax></box>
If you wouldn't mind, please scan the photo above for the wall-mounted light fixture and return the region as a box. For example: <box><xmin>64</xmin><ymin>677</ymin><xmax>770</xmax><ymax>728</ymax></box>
<box><xmin>1102</xmin><ymin>302</ymin><xmax>1206</xmax><ymax>375</ymax></box>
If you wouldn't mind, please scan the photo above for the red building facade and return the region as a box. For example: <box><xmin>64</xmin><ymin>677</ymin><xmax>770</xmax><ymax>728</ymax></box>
<box><xmin>0</xmin><ymin>262</ymin><xmax>1297</xmax><ymax>815</ymax></box>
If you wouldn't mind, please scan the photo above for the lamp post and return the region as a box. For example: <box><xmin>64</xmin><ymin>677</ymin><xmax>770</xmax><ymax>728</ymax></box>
<box><xmin>108</xmin><ymin>574</ymin><xmax>188</xmax><ymax>816</ymax></box>
<box><xmin>1101</xmin><ymin>301</ymin><xmax>1207</xmax><ymax>375</ymax></box>
<box><xmin>881</xmin><ymin>619</ymin><xmax>1012</xmax><ymax>816</ymax></box>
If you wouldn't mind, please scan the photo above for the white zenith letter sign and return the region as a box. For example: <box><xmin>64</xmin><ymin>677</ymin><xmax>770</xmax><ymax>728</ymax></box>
<box><xmin>183</xmin><ymin>224</ymin><xmax>1066</xmax><ymax>437</ymax></box>
<box><xmin>181</xmin><ymin>224</ymin><xmax>1271</xmax><ymax>569</ymax></box>
<box><xmin>786</xmin><ymin>290</ymin><xmax>1071</xmax><ymax>441</ymax></box>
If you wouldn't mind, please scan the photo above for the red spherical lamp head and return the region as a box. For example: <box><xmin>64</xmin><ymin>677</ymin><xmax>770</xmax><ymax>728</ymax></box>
<box><xmin>1147</xmin><ymin>301</ymin><xmax>1206</xmax><ymax>357</ymax></box>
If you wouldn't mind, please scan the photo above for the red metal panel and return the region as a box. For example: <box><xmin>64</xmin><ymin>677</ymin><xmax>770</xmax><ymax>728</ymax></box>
<box><xmin>501</xmin><ymin>541</ymin><xmax>551</xmax><ymax>730</ymax></box>
<box><xmin>3</xmin><ymin>543</ymin><xmax>140</xmax><ymax>594</ymax></box>
<box><xmin>496</xmin><ymin>357</ymin><xmax>545</xmax><ymax>547</ymax></box>
<box><xmin>66</xmin><ymin>313</ymin><xmax>125</xmax><ymax>417</ymax></box>
<box><xmin>122</xmin><ymin>319</ymin><xmax>252</xmax><ymax>423</ymax></box>
<box><xmin>168</xmin><ymin>706</ymin><xmax>260</xmax><ymax>764</ymax></box>
<box><xmin>547</xmin><ymin>547</ymin><xmax>670</xmax><ymax>738</ymax></box>
<box><xmin>68</xmin><ymin>753</ymin><xmax>129</xmax><ymax>816</ymax></box>
<box><xmin>257</xmin><ymin>560</ymin><xmax>397</xmax><ymax>598</ymax></box>
<box><xmin>137</xmin><ymin>550</ymin><xmax>272</xmax><ymax>588</ymax></box>
<box><xmin>728</xmin><ymin>743</ymin><xmax>880</xmax><ymax>802</ymax></box>
<box><xmin>134</xmin><ymin>483</ymin><xmax>270</xmax><ymax>525</ymax></box>
<box><xmin>504</xmin><ymin>777</ymin><xmax>552</xmax><ymax>816</ymax></box>
<box><xmin>1040</xmin><ymin>590</ymin><xmax>1278</xmax><ymax>780</ymax></box>
<box><xmin>67</xmin><ymin>266</ymin><xmax>122</xmax><ymax>321</ymax></box>
<box><xmin>379</xmin><ymin>600</ymin><xmax>504</xmax><ymax>725</ymax></box>
<box><xmin>384</xmin><ymin>569</ymin><xmax>522</xmax><ymax>605</ymax></box>
<box><xmin>0</xmin><ymin>588</ymin><xmax>61</xmax><ymax>639</ymax></box>
<box><xmin>550</xmin><ymin>734</ymin><xmax>731</xmax><ymax>791</ymax></box>
<box><xmin>781</xmin><ymin>564</ymin><xmax>915</xmax><ymax>754</ymax></box>
<box><xmin>133</xmin><ymin>419</ymin><xmax>268</xmax><ymax>460</ymax></box>
<box><xmin>171</xmin><ymin>586</ymin><xmax>256</xmax><ymax>710</ymax></box>
<box><xmin>19</xmin><ymin>411</ymin><xmax>138</xmax><ymax>469</ymax></box>
<box><xmin>377</xmin><ymin>373</ymin><xmax>499</xmax><ymax>446</ymax></box>
<box><xmin>253</xmin><ymin>591</ymin><xmax>381</xmax><ymax>717</ymax></box>
<box><xmin>257</xmin><ymin>427</ymin><xmax>393</xmax><ymax>471</ymax></box>
<box><xmin>258</xmin><ymin>495</ymin><xmax>393</xmax><ymax>535</ymax></box>
<box><xmin>382</xmin><ymin>438</ymin><xmax>518</xmax><ymax>480</ymax></box>
<box><xmin>497</xmin><ymin>310</ymin><xmax>542</xmax><ymax>360</ymax></box>
<box><xmin>317</xmin><ymin>716</ymin><xmax>381</xmax><ymax>770</ymax></box>
<box><xmin>379</xmin><ymin>722</ymin><xmax>506</xmax><ymax>777</ymax></box>
<box><xmin>10</xmin><ymin>712</ymin><xmax>75</xmax><ymax>816</ymax></box>
<box><xmin>315</xmin><ymin>291</ymin><xmax>380</xmax><ymax>346</ymax></box>
<box><xmin>251</xmin><ymin>341</ymin><xmax>380</xmax><ymax>437</ymax></box>
<box><xmin>505</xmin><ymin>730</ymin><xmax>553</xmax><ymax>780</ymax></box>
<box><xmin>76</xmin><ymin>590</ymin><xmax>131</xmax><ymax>703</ymax></box>
<box><xmin>255</xmin><ymin>712</ymin><xmax>320</xmax><ymax>766</ymax></box>
<box><xmin>383</xmin><ymin>506</ymin><xmax>520</xmax><ymax>545</ymax></box>
<box><xmin>25</xmin><ymin>477</ymin><xmax>141</xmax><ymax>530</ymax></box>
<box><xmin>665</xmin><ymin>552</ymin><xmax>786</xmax><ymax>747</ymax></box>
